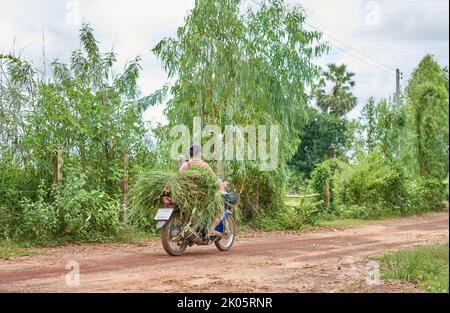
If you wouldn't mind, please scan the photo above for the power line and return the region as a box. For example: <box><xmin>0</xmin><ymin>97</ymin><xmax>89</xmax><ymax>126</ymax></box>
<box><xmin>373</xmin><ymin>0</ymin><xmax>448</xmax><ymax>4</ymax></box>
<box><xmin>325</xmin><ymin>42</ymin><xmax>395</xmax><ymax>75</ymax></box>
<box><xmin>359</xmin><ymin>46</ymin><xmax>449</xmax><ymax>50</ymax></box>
<box><xmin>358</xmin><ymin>82</ymin><xmax>396</xmax><ymax>85</ymax></box>
<box><xmin>304</xmin><ymin>21</ymin><xmax>396</xmax><ymax>72</ymax></box>
<box><xmin>248</xmin><ymin>0</ymin><xmax>396</xmax><ymax>76</ymax></box>
<box><xmin>348</xmin><ymin>36</ymin><xmax>449</xmax><ymax>42</ymax></box>
<box><xmin>312</xmin><ymin>11</ymin><xmax>449</xmax><ymax>19</ymax></box>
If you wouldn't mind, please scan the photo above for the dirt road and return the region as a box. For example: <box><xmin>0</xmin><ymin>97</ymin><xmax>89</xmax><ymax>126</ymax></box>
<box><xmin>0</xmin><ymin>211</ymin><xmax>448</xmax><ymax>292</ymax></box>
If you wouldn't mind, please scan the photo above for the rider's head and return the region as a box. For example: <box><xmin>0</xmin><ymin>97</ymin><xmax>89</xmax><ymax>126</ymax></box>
<box><xmin>189</xmin><ymin>144</ymin><xmax>201</xmax><ymax>159</ymax></box>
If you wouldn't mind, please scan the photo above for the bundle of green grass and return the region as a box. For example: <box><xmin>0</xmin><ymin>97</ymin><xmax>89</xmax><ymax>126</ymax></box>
<box><xmin>130</xmin><ymin>166</ymin><xmax>223</xmax><ymax>228</ymax></box>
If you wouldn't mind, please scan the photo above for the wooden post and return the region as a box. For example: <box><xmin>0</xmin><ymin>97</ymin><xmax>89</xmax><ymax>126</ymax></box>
<box><xmin>53</xmin><ymin>144</ymin><xmax>62</xmax><ymax>184</ymax></box>
<box><xmin>325</xmin><ymin>177</ymin><xmax>331</xmax><ymax>211</ymax></box>
<box><xmin>122</xmin><ymin>150</ymin><xmax>129</xmax><ymax>223</ymax></box>
<box><xmin>254</xmin><ymin>185</ymin><xmax>259</xmax><ymax>217</ymax></box>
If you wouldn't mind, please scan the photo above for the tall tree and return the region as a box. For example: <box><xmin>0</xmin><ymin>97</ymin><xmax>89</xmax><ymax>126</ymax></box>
<box><xmin>152</xmin><ymin>0</ymin><xmax>328</xmax><ymax>216</ymax></box>
<box><xmin>360</xmin><ymin>96</ymin><xmax>405</xmax><ymax>158</ymax></box>
<box><xmin>315</xmin><ymin>63</ymin><xmax>357</xmax><ymax>117</ymax></box>
<box><xmin>288</xmin><ymin>107</ymin><xmax>349</xmax><ymax>177</ymax></box>
<box><xmin>361</xmin><ymin>97</ymin><xmax>377</xmax><ymax>152</ymax></box>
<box><xmin>0</xmin><ymin>24</ymin><xmax>154</xmax><ymax>197</ymax></box>
<box><xmin>406</xmin><ymin>54</ymin><xmax>449</xmax><ymax>178</ymax></box>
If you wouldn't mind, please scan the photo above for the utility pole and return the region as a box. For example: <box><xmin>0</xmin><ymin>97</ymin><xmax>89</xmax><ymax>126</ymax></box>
<box><xmin>395</xmin><ymin>68</ymin><xmax>401</xmax><ymax>158</ymax></box>
<box><xmin>395</xmin><ymin>69</ymin><xmax>400</xmax><ymax>110</ymax></box>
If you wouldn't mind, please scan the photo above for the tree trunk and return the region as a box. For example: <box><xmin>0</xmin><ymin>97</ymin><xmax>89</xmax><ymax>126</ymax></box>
<box><xmin>122</xmin><ymin>150</ymin><xmax>129</xmax><ymax>224</ymax></box>
<box><xmin>53</xmin><ymin>144</ymin><xmax>62</xmax><ymax>184</ymax></box>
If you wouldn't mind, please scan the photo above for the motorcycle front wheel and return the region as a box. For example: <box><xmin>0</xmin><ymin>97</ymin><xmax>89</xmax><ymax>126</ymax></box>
<box><xmin>161</xmin><ymin>212</ymin><xmax>188</xmax><ymax>256</ymax></box>
<box><xmin>214</xmin><ymin>215</ymin><xmax>236</xmax><ymax>251</ymax></box>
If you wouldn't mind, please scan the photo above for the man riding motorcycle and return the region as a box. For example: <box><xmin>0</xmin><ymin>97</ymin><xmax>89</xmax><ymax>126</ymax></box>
<box><xmin>178</xmin><ymin>144</ymin><xmax>229</xmax><ymax>238</ymax></box>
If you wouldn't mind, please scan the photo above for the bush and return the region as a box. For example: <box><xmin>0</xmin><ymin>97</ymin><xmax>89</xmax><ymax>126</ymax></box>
<box><xmin>16</xmin><ymin>183</ymin><xmax>59</xmax><ymax>242</ymax></box>
<box><xmin>1</xmin><ymin>173</ymin><xmax>122</xmax><ymax>244</ymax></box>
<box><xmin>334</xmin><ymin>204</ymin><xmax>370</xmax><ymax>219</ymax></box>
<box><xmin>229</xmin><ymin>164</ymin><xmax>285</xmax><ymax>220</ymax></box>
<box><xmin>405</xmin><ymin>177</ymin><xmax>444</xmax><ymax>213</ymax></box>
<box><xmin>286</xmin><ymin>170</ymin><xmax>307</xmax><ymax>194</ymax></box>
<box><xmin>443</xmin><ymin>174</ymin><xmax>449</xmax><ymax>201</ymax></box>
<box><xmin>335</xmin><ymin>150</ymin><xmax>408</xmax><ymax>217</ymax></box>
<box><xmin>52</xmin><ymin>174</ymin><xmax>122</xmax><ymax>240</ymax></box>
<box><xmin>310</xmin><ymin>158</ymin><xmax>347</xmax><ymax>212</ymax></box>
<box><xmin>312</xmin><ymin>150</ymin><xmax>445</xmax><ymax>219</ymax></box>
<box><xmin>251</xmin><ymin>197</ymin><xmax>321</xmax><ymax>230</ymax></box>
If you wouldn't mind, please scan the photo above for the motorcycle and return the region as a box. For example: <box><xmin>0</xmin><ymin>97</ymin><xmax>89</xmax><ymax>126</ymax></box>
<box><xmin>154</xmin><ymin>192</ymin><xmax>239</xmax><ymax>256</ymax></box>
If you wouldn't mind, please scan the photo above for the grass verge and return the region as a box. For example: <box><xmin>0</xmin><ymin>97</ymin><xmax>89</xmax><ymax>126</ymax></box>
<box><xmin>0</xmin><ymin>242</ymin><xmax>40</xmax><ymax>260</ymax></box>
<box><xmin>376</xmin><ymin>242</ymin><xmax>449</xmax><ymax>292</ymax></box>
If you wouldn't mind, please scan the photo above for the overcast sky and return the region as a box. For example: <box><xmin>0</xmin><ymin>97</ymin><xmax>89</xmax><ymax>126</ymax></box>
<box><xmin>1</xmin><ymin>0</ymin><xmax>448</xmax><ymax>125</ymax></box>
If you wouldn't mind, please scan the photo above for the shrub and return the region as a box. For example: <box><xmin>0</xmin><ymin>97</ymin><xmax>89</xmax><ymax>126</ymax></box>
<box><xmin>17</xmin><ymin>183</ymin><xmax>59</xmax><ymax>242</ymax></box>
<box><xmin>286</xmin><ymin>170</ymin><xmax>307</xmax><ymax>194</ymax></box>
<box><xmin>1</xmin><ymin>173</ymin><xmax>122</xmax><ymax>244</ymax></box>
<box><xmin>405</xmin><ymin>177</ymin><xmax>444</xmax><ymax>213</ymax></box>
<box><xmin>229</xmin><ymin>164</ymin><xmax>285</xmax><ymax>220</ymax></box>
<box><xmin>251</xmin><ymin>197</ymin><xmax>321</xmax><ymax>230</ymax></box>
<box><xmin>294</xmin><ymin>197</ymin><xmax>322</xmax><ymax>225</ymax></box>
<box><xmin>334</xmin><ymin>204</ymin><xmax>370</xmax><ymax>219</ymax></box>
<box><xmin>443</xmin><ymin>174</ymin><xmax>449</xmax><ymax>201</ymax></box>
<box><xmin>52</xmin><ymin>174</ymin><xmax>122</xmax><ymax>240</ymax></box>
<box><xmin>310</xmin><ymin>158</ymin><xmax>347</xmax><ymax>212</ymax></box>
<box><xmin>335</xmin><ymin>150</ymin><xmax>408</xmax><ymax>217</ymax></box>
<box><xmin>314</xmin><ymin>150</ymin><xmax>445</xmax><ymax>219</ymax></box>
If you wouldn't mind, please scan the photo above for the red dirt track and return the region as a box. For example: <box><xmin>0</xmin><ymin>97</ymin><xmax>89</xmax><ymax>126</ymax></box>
<box><xmin>0</xmin><ymin>211</ymin><xmax>448</xmax><ymax>292</ymax></box>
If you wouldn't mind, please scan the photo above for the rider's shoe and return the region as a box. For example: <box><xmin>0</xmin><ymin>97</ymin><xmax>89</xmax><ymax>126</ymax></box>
<box><xmin>211</xmin><ymin>230</ymin><xmax>223</xmax><ymax>239</ymax></box>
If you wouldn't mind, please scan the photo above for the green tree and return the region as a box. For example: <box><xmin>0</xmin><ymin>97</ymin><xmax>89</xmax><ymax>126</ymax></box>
<box><xmin>360</xmin><ymin>96</ymin><xmax>405</xmax><ymax>158</ymax></box>
<box><xmin>288</xmin><ymin>108</ymin><xmax>349</xmax><ymax>177</ymax></box>
<box><xmin>1</xmin><ymin>23</ymin><xmax>154</xmax><ymax>201</ymax></box>
<box><xmin>361</xmin><ymin>97</ymin><xmax>377</xmax><ymax>152</ymax></box>
<box><xmin>406</xmin><ymin>54</ymin><xmax>449</xmax><ymax>178</ymax></box>
<box><xmin>315</xmin><ymin>63</ymin><xmax>357</xmax><ymax>117</ymax></box>
<box><xmin>152</xmin><ymin>0</ymin><xmax>328</xmax><ymax>216</ymax></box>
<box><xmin>0</xmin><ymin>54</ymin><xmax>38</xmax><ymax>195</ymax></box>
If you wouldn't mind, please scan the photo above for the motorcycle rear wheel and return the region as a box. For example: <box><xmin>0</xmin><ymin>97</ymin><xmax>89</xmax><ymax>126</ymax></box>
<box><xmin>214</xmin><ymin>215</ymin><xmax>236</xmax><ymax>251</ymax></box>
<box><xmin>161</xmin><ymin>212</ymin><xmax>188</xmax><ymax>256</ymax></box>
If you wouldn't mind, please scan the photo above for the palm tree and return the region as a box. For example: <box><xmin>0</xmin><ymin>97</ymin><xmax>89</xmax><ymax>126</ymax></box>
<box><xmin>315</xmin><ymin>64</ymin><xmax>357</xmax><ymax>117</ymax></box>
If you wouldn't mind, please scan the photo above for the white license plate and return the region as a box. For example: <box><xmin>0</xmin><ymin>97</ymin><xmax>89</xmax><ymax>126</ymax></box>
<box><xmin>154</xmin><ymin>208</ymin><xmax>174</xmax><ymax>221</ymax></box>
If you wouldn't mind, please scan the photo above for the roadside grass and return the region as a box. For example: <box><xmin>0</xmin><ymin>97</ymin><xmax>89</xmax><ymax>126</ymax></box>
<box><xmin>375</xmin><ymin>242</ymin><xmax>449</xmax><ymax>293</ymax></box>
<box><xmin>238</xmin><ymin>195</ymin><xmax>447</xmax><ymax>233</ymax></box>
<box><xmin>0</xmin><ymin>241</ymin><xmax>40</xmax><ymax>260</ymax></box>
<box><xmin>283</xmin><ymin>196</ymin><xmax>447</xmax><ymax>230</ymax></box>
